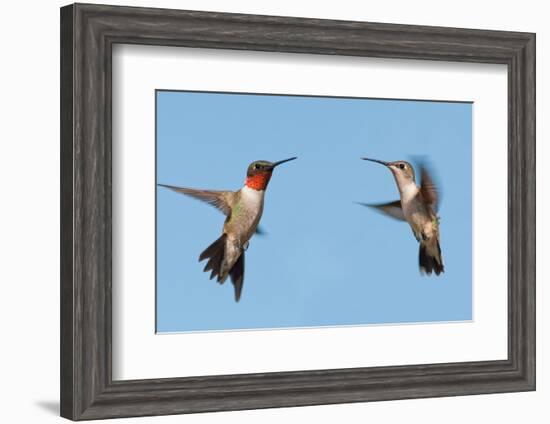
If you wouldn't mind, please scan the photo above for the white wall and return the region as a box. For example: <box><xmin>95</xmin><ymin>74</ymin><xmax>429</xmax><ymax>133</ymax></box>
<box><xmin>0</xmin><ymin>0</ymin><xmax>545</xmax><ymax>422</ymax></box>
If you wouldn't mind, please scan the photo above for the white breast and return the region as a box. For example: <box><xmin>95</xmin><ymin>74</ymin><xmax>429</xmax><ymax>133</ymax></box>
<box><xmin>241</xmin><ymin>185</ymin><xmax>265</xmax><ymax>208</ymax></box>
<box><xmin>400</xmin><ymin>182</ymin><xmax>419</xmax><ymax>202</ymax></box>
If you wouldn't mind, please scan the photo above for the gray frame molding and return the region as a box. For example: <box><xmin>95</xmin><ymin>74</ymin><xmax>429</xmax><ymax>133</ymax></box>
<box><xmin>60</xmin><ymin>3</ymin><xmax>536</xmax><ymax>420</ymax></box>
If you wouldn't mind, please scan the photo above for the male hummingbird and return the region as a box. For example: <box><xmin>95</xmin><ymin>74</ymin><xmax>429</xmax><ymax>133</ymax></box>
<box><xmin>159</xmin><ymin>157</ymin><xmax>297</xmax><ymax>301</ymax></box>
<box><xmin>359</xmin><ymin>158</ymin><xmax>444</xmax><ymax>275</ymax></box>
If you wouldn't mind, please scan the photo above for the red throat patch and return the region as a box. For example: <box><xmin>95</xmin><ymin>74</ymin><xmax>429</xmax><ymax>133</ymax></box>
<box><xmin>245</xmin><ymin>171</ymin><xmax>272</xmax><ymax>191</ymax></box>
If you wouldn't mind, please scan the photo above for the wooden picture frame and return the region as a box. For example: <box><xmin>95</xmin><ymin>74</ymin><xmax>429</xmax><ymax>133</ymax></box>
<box><xmin>60</xmin><ymin>3</ymin><xmax>535</xmax><ymax>420</ymax></box>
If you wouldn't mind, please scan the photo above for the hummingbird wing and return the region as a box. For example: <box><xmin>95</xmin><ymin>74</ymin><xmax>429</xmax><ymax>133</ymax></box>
<box><xmin>254</xmin><ymin>225</ymin><xmax>267</xmax><ymax>236</ymax></box>
<box><xmin>158</xmin><ymin>184</ymin><xmax>235</xmax><ymax>216</ymax></box>
<box><xmin>419</xmin><ymin>165</ymin><xmax>440</xmax><ymax>212</ymax></box>
<box><xmin>356</xmin><ymin>200</ymin><xmax>405</xmax><ymax>221</ymax></box>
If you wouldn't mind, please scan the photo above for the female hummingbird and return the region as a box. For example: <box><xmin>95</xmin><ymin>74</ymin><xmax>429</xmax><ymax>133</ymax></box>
<box><xmin>159</xmin><ymin>157</ymin><xmax>297</xmax><ymax>301</ymax></box>
<box><xmin>360</xmin><ymin>157</ymin><xmax>444</xmax><ymax>275</ymax></box>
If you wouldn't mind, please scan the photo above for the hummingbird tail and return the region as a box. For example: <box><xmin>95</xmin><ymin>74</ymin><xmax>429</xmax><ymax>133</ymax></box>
<box><xmin>419</xmin><ymin>239</ymin><xmax>444</xmax><ymax>276</ymax></box>
<box><xmin>229</xmin><ymin>253</ymin><xmax>245</xmax><ymax>302</ymax></box>
<box><xmin>199</xmin><ymin>234</ymin><xmax>245</xmax><ymax>302</ymax></box>
<box><xmin>200</xmin><ymin>234</ymin><xmax>227</xmax><ymax>282</ymax></box>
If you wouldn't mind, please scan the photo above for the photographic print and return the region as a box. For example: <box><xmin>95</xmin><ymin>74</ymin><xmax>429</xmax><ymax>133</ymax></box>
<box><xmin>156</xmin><ymin>90</ymin><xmax>472</xmax><ymax>333</ymax></box>
<box><xmin>60</xmin><ymin>6</ymin><xmax>536</xmax><ymax>419</ymax></box>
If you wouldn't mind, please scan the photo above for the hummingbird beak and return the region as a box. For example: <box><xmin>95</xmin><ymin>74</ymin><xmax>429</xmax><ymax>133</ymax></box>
<box><xmin>361</xmin><ymin>157</ymin><xmax>390</xmax><ymax>167</ymax></box>
<box><xmin>271</xmin><ymin>156</ymin><xmax>298</xmax><ymax>168</ymax></box>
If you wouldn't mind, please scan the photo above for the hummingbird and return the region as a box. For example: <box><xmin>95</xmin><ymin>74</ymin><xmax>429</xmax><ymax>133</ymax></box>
<box><xmin>158</xmin><ymin>157</ymin><xmax>297</xmax><ymax>301</ymax></box>
<box><xmin>359</xmin><ymin>157</ymin><xmax>444</xmax><ymax>276</ymax></box>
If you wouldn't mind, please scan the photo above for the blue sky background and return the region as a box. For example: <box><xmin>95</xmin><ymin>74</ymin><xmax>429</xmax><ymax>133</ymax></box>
<box><xmin>156</xmin><ymin>90</ymin><xmax>472</xmax><ymax>333</ymax></box>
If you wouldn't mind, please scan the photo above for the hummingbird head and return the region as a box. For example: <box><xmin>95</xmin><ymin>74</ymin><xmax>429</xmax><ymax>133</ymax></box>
<box><xmin>361</xmin><ymin>158</ymin><xmax>416</xmax><ymax>185</ymax></box>
<box><xmin>245</xmin><ymin>157</ymin><xmax>297</xmax><ymax>191</ymax></box>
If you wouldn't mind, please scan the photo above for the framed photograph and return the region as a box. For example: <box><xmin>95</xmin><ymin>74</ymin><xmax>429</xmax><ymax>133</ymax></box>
<box><xmin>60</xmin><ymin>3</ymin><xmax>535</xmax><ymax>420</ymax></box>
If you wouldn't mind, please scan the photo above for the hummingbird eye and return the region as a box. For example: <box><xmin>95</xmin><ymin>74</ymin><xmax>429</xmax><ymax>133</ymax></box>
<box><xmin>254</xmin><ymin>164</ymin><xmax>261</xmax><ymax>170</ymax></box>
<box><xmin>398</xmin><ymin>163</ymin><xmax>405</xmax><ymax>170</ymax></box>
